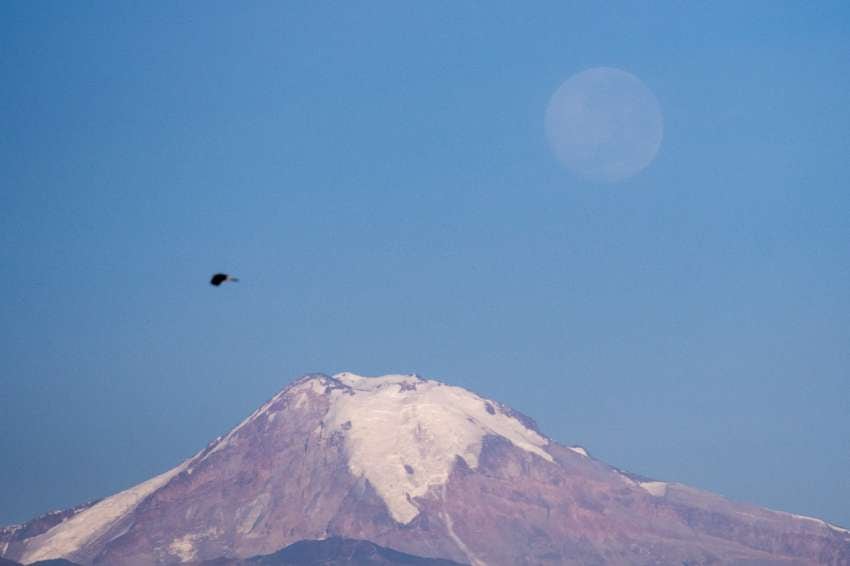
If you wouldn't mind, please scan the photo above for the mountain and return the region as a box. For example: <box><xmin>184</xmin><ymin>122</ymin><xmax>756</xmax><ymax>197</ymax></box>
<box><xmin>0</xmin><ymin>537</ymin><xmax>459</xmax><ymax>566</ymax></box>
<box><xmin>2</xmin><ymin>372</ymin><xmax>849</xmax><ymax>565</ymax></box>
<box><xmin>197</xmin><ymin>537</ymin><xmax>466</xmax><ymax>565</ymax></box>
<box><xmin>0</xmin><ymin>559</ymin><xmax>81</xmax><ymax>566</ymax></box>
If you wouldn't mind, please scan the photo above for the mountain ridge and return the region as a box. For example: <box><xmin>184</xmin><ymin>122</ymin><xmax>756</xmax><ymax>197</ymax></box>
<box><xmin>2</xmin><ymin>372</ymin><xmax>849</xmax><ymax>565</ymax></box>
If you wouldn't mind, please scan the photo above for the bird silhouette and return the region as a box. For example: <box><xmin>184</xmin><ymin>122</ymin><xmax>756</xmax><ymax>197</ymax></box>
<box><xmin>210</xmin><ymin>273</ymin><xmax>239</xmax><ymax>286</ymax></box>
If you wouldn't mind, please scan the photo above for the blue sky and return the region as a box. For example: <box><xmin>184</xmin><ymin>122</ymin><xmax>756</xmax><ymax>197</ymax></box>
<box><xmin>2</xmin><ymin>2</ymin><xmax>849</xmax><ymax>527</ymax></box>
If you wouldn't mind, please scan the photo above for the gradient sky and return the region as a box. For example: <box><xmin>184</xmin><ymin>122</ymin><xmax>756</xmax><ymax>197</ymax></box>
<box><xmin>2</xmin><ymin>2</ymin><xmax>849</xmax><ymax>528</ymax></box>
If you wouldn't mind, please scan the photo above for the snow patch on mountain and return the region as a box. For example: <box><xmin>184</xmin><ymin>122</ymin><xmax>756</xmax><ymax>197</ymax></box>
<box><xmin>169</xmin><ymin>535</ymin><xmax>198</xmax><ymax>563</ymax></box>
<box><xmin>21</xmin><ymin>460</ymin><xmax>191</xmax><ymax>563</ymax></box>
<box><xmin>291</xmin><ymin>376</ymin><xmax>329</xmax><ymax>410</ymax></box>
<box><xmin>782</xmin><ymin>512</ymin><xmax>850</xmax><ymax>536</ymax></box>
<box><xmin>441</xmin><ymin>510</ymin><xmax>484</xmax><ymax>566</ymax></box>
<box><xmin>168</xmin><ymin>528</ymin><xmax>221</xmax><ymax>563</ymax></box>
<box><xmin>324</xmin><ymin>372</ymin><xmax>553</xmax><ymax>524</ymax></box>
<box><xmin>640</xmin><ymin>481</ymin><xmax>668</xmax><ymax>497</ymax></box>
<box><xmin>568</xmin><ymin>446</ymin><xmax>588</xmax><ymax>457</ymax></box>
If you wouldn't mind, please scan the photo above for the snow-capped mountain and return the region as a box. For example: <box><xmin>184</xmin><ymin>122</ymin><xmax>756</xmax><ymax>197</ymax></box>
<box><xmin>2</xmin><ymin>372</ymin><xmax>849</xmax><ymax>565</ymax></box>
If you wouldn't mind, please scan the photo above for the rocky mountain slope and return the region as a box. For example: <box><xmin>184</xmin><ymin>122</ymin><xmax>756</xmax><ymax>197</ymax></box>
<box><xmin>2</xmin><ymin>372</ymin><xmax>849</xmax><ymax>565</ymax></box>
<box><xmin>0</xmin><ymin>538</ymin><xmax>461</xmax><ymax>566</ymax></box>
<box><xmin>197</xmin><ymin>537</ymin><xmax>466</xmax><ymax>565</ymax></box>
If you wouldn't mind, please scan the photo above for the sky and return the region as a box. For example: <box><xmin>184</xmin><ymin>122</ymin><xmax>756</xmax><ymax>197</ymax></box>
<box><xmin>1</xmin><ymin>2</ymin><xmax>849</xmax><ymax>528</ymax></box>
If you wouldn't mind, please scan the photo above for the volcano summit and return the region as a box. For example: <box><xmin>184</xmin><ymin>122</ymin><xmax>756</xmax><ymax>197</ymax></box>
<box><xmin>2</xmin><ymin>373</ymin><xmax>848</xmax><ymax>565</ymax></box>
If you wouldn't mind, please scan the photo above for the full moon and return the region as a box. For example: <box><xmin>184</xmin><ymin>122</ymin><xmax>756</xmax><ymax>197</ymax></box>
<box><xmin>545</xmin><ymin>67</ymin><xmax>663</xmax><ymax>183</ymax></box>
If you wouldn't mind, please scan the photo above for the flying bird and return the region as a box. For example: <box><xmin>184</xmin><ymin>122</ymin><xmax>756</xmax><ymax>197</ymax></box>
<box><xmin>210</xmin><ymin>273</ymin><xmax>239</xmax><ymax>286</ymax></box>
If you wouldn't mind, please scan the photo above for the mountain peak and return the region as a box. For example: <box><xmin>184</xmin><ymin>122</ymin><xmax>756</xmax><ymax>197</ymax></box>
<box><xmin>317</xmin><ymin>372</ymin><xmax>553</xmax><ymax>524</ymax></box>
<box><xmin>190</xmin><ymin>372</ymin><xmax>552</xmax><ymax>525</ymax></box>
<box><xmin>4</xmin><ymin>371</ymin><xmax>849</xmax><ymax>566</ymax></box>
